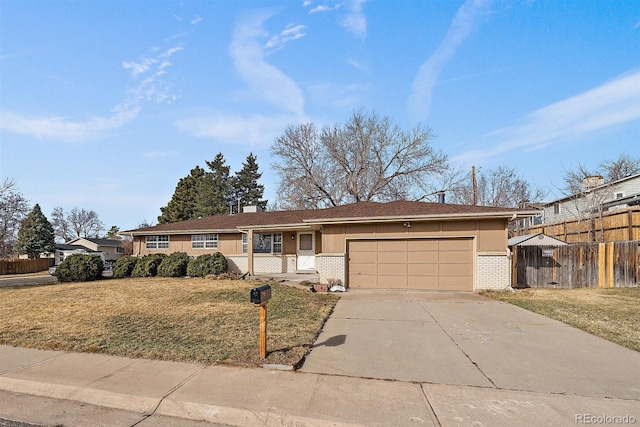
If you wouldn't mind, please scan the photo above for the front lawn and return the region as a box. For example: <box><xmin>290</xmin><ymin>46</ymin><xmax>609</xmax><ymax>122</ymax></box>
<box><xmin>481</xmin><ymin>287</ymin><xmax>640</xmax><ymax>352</ymax></box>
<box><xmin>0</xmin><ymin>278</ymin><xmax>339</xmax><ymax>366</ymax></box>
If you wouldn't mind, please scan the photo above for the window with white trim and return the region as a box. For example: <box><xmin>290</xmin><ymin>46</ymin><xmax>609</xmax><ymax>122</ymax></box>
<box><xmin>146</xmin><ymin>235</ymin><xmax>169</xmax><ymax>249</ymax></box>
<box><xmin>553</xmin><ymin>203</ymin><xmax>561</xmax><ymax>215</ymax></box>
<box><xmin>248</xmin><ymin>232</ymin><xmax>283</xmax><ymax>254</ymax></box>
<box><xmin>242</xmin><ymin>233</ymin><xmax>248</xmax><ymax>254</ymax></box>
<box><xmin>615</xmin><ymin>192</ymin><xmax>624</xmax><ymax>200</ymax></box>
<box><xmin>191</xmin><ymin>234</ymin><xmax>218</xmax><ymax>249</ymax></box>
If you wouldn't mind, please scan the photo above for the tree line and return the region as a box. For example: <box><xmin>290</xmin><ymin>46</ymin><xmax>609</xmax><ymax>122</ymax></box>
<box><xmin>0</xmin><ymin>179</ymin><xmax>118</xmax><ymax>258</ymax></box>
<box><xmin>157</xmin><ymin>152</ymin><xmax>267</xmax><ymax>224</ymax></box>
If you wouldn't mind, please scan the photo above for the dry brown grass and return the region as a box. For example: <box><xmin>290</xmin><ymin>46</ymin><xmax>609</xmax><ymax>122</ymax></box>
<box><xmin>0</xmin><ymin>277</ymin><xmax>339</xmax><ymax>366</ymax></box>
<box><xmin>481</xmin><ymin>287</ymin><xmax>640</xmax><ymax>352</ymax></box>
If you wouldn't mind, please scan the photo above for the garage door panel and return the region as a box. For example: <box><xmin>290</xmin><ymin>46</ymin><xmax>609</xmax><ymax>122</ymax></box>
<box><xmin>407</xmin><ymin>239</ymin><xmax>438</xmax><ymax>251</ymax></box>
<box><xmin>439</xmin><ymin>263</ymin><xmax>473</xmax><ymax>276</ymax></box>
<box><xmin>408</xmin><ymin>276</ymin><xmax>438</xmax><ymax>290</ymax></box>
<box><xmin>377</xmin><ymin>275</ymin><xmax>407</xmax><ymax>288</ymax></box>
<box><xmin>378</xmin><ymin>251</ymin><xmax>407</xmax><ymax>263</ymax></box>
<box><xmin>349</xmin><ymin>240</ymin><xmax>374</xmax><ymax>251</ymax></box>
<box><xmin>349</xmin><ymin>251</ymin><xmax>377</xmax><ymax>263</ymax></box>
<box><xmin>408</xmin><ymin>251</ymin><xmax>437</xmax><ymax>263</ymax></box>
<box><xmin>408</xmin><ymin>263</ymin><xmax>438</xmax><ymax>276</ymax></box>
<box><xmin>377</xmin><ymin>240</ymin><xmax>406</xmax><ymax>252</ymax></box>
<box><xmin>378</xmin><ymin>263</ymin><xmax>406</xmax><ymax>276</ymax></box>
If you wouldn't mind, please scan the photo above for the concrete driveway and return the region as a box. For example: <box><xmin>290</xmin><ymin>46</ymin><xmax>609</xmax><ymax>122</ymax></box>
<box><xmin>300</xmin><ymin>290</ymin><xmax>640</xmax><ymax>400</ymax></box>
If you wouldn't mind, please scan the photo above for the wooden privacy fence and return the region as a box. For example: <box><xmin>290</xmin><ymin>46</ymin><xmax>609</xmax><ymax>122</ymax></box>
<box><xmin>512</xmin><ymin>241</ymin><xmax>639</xmax><ymax>288</ymax></box>
<box><xmin>517</xmin><ymin>207</ymin><xmax>640</xmax><ymax>243</ymax></box>
<box><xmin>0</xmin><ymin>258</ymin><xmax>51</xmax><ymax>275</ymax></box>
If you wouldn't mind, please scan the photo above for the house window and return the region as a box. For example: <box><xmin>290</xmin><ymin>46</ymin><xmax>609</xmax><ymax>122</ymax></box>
<box><xmin>553</xmin><ymin>203</ymin><xmax>561</xmax><ymax>215</ymax></box>
<box><xmin>273</xmin><ymin>233</ymin><xmax>282</xmax><ymax>254</ymax></box>
<box><xmin>299</xmin><ymin>233</ymin><xmax>313</xmax><ymax>251</ymax></box>
<box><xmin>116</xmin><ymin>247</ymin><xmax>124</xmax><ymax>254</ymax></box>
<box><xmin>192</xmin><ymin>234</ymin><xmax>218</xmax><ymax>249</ymax></box>
<box><xmin>252</xmin><ymin>232</ymin><xmax>283</xmax><ymax>254</ymax></box>
<box><xmin>146</xmin><ymin>235</ymin><xmax>169</xmax><ymax>249</ymax></box>
<box><xmin>242</xmin><ymin>233</ymin><xmax>248</xmax><ymax>254</ymax></box>
<box><xmin>616</xmin><ymin>192</ymin><xmax>624</xmax><ymax>200</ymax></box>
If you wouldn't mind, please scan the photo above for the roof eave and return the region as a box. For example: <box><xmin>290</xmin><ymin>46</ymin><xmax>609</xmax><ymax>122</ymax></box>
<box><xmin>303</xmin><ymin>210</ymin><xmax>539</xmax><ymax>224</ymax></box>
<box><xmin>126</xmin><ymin>228</ymin><xmax>240</xmax><ymax>236</ymax></box>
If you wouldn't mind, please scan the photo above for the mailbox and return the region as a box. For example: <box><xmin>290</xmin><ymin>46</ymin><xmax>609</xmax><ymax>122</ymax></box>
<box><xmin>250</xmin><ymin>284</ymin><xmax>272</xmax><ymax>305</ymax></box>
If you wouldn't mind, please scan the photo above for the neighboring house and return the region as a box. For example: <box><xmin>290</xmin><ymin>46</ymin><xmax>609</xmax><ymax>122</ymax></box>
<box><xmin>52</xmin><ymin>244</ymin><xmax>102</xmax><ymax>265</ymax></box>
<box><xmin>65</xmin><ymin>237</ymin><xmax>126</xmax><ymax>262</ymax></box>
<box><xmin>124</xmin><ymin>201</ymin><xmax>536</xmax><ymax>292</ymax></box>
<box><xmin>18</xmin><ymin>238</ymin><xmax>125</xmax><ymax>264</ymax></box>
<box><xmin>542</xmin><ymin>174</ymin><xmax>640</xmax><ymax>224</ymax></box>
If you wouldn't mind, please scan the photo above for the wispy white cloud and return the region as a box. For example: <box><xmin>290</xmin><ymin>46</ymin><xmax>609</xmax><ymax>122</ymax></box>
<box><xmin>0</xmin><ymin>41</ymin><xmax>184</xmax><ymax>142</ymax></box>
<box><xmin>342</xmin><ymin>0</ymin><xmax>367</xmax><ymax>38</ymax></box>
<box><xmin>347</xmin><ymin>58</ymin><xmax>368</xmax><ymax>72</ymax></box>
<box><xmin>453</xmin><ymin>70</ymin><xmax>640</xmax><ymax>163</ymax></box>
<box><xmin>122</xmin><ymin>57</ymin><xmax>157</xmax><ymax>77</ymax></box>
<box><xmin>176</xmin><ymin>112</ymin><xmax>300</xmax><ymax>147</ymax></box>
<box><xmin>265</xmin><ymin>24</ymin><xmax>307</xmax><ymax>51</ymax></box>
<box><xmin>191</xmin><ymin>15</ymin><xmax>202</xmax><ymax>25</ymax></box>
<box><xmin>229</xmin><ymin>11</ymin><xmax>305</xmax><ymax>117</ymax></box>
<box><xmin>0</xmin><ymin>105</ymin><xmax>140</xmax><ymax>142</ymax></box>
<box><xmin>310</xmin><ymin>4</ymin><xmax>341</xmax><ymax>14</ymax></box>
<box><xmin>159</xmin><ymin>46</ymin><xmax>184</xmax><ymax>58</ymax></box>
<box><xmin>408</xmin><ymin>0</ymin><xmax>494</xmax><ymax>121</ymax></box>
<box><xmin>303</xmin><ymin>0</ymin><xmax>313</xmax><ymax>7</ymax></box>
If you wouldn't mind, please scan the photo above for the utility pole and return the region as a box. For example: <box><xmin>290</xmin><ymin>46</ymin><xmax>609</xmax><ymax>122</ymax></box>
<box><xmin>472</xmin><ymin>166</ymin><xmax>478</xmax><ymax>206</ymax></box>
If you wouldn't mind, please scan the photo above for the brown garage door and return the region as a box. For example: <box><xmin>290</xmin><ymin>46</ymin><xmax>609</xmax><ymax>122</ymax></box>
<box><xmin>348</xmin><ymin>238</ymin><xmax>473</xmax><ymax>291</ymax></box>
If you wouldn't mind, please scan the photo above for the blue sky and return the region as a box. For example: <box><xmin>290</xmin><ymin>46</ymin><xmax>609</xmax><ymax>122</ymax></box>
<box><xmin>1</xmin><ymin>0</ymin><xmax>639</xmax><ymax>232</ymax></box>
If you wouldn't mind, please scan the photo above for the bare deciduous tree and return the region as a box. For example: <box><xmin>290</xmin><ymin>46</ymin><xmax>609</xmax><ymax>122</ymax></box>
<box><xmin>449</xmin><ymin>166</ymin><xmax>546</xmax><ymax>207</ymax></box>
<box><xmin>52</xmin><ymin>207</ymin><xmax>105</xmax><ymax>242</ymax></box>
<box><xmin>600</xmin><ymin>154</ymin><xmax>640</xmax><ymax>183</ymax></box>
<box><xmin>0</xmin><ymin>179</ymin><xmax>30</xmax><ymax>258</ymax></box>
<box><xmin>562</xmin><ymin>154</ymin><xmax>640</xmax><ymax>194</ymax></box>
<box><xmin>271</xmin><ymin>109</ymin><xmax>448</xmax><ymax>209</ymax></box>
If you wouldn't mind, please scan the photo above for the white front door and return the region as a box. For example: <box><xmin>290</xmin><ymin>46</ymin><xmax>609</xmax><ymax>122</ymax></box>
<box><xmin>296</xmin><ymin>232</ymin><xmax>315</xmax><ymax>270</ymax></box>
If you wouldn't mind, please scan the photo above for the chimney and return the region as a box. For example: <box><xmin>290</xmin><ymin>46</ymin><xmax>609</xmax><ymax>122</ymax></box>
<box><xmin>581</xmin><ymin>175</ymin><xmax>605</xmax><ymax>192</ymax></box>
<box><xmin>242</xmin><ymin>205</ymin><xmax>263</xmax><ymax>213</ymax></box>
<box><xmin>436</xmin><ymin>191</ymin><xmax>446</xmax><ymax>204</ymax></box>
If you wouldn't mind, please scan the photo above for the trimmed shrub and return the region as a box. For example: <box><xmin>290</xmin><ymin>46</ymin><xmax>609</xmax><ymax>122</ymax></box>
<box><xmin>187</xmin><ymin>252</ymin><xmax>228</xmax><ymax>277</ymax></box>
<box><xmin>56</xmin><ymin>254</ymin><xmax>104</xmax><ymax>282</ymax></box>
<box><xmin>113</xmin><ymin>255</ymin><xmax>139</xmax><ymax>278</ymax></box>
<box><xmin>157</xmin><ymin>252</ymin><xmax>190</xmax><ymax>277</ymax></box>
<box><xmin>131</xmin><ymin>253</ymin><xmax>167</xmax><ymax>277</ymax></box>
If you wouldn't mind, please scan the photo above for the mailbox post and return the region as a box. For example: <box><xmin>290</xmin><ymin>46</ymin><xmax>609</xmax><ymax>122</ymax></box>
<box><xmin>250</xmin><ymin>285</ymin><xmax>272</xmax><ymax>359</ymax></box>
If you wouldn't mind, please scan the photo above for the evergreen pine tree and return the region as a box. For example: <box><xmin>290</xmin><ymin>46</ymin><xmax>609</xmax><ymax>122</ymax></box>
<box><xmin>15</xmin><ymin>204</ymin><xmax>56</xmax><ymax>259</ymax></box>
<box><xmin>232</xmin><ymin>153</ymin><xmax>268</xmax><ymax>212</ymax></box>
<box><xmin>203</xmin><ymin>152</ymin><xmax>232</xmax><ymax>215</ymax></box>
<box><xmin>158</xmin><ymin>167</ymin><xmax>206</xmax><ymax>224</ymax></box>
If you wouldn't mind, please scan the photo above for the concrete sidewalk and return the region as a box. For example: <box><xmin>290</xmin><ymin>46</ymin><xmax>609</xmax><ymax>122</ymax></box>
<box><xmin>1</xmin><ymin>345</ymin><xmax>639</xmax><ymax>426</ymax></box>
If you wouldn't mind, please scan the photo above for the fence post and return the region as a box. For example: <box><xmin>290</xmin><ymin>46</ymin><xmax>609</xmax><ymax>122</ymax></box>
<box><xmin>598</xmin><ymin>243</ymin><xmax>606</xmax><ymax>288</ymax></box>
<box><xmin>607</xmin><ymin>242</ymin><xmax>615</xmax><ymax>288</ymax></box>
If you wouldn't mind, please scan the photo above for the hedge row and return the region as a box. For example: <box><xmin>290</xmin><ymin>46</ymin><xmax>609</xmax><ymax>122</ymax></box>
<box><xmin>113</xmin><ymin>252</ymin><xmax>228</xmax><ymax>279</ymax></box>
